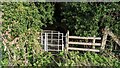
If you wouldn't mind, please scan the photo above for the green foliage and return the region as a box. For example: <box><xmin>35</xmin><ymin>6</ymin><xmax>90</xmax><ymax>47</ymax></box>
<box><xmin>2</xmin><ymin>2</ymin><xmax>54</xmax><ymax>37</ymax></box>
<box><xmin>53</xmin><ymin>51</ymin><xmax>120</xmax><ymax>67</ymax></box>
<box><xmin>1</xmin><ymin>2</ymin><xmax>54</xmax><ymax>66</ymax></box>
<box><xmin>1</xmin><ymin>2</ymin><xmax>120</xmax><ymax>66</ymax></box>
<box><xmin>61</xmin><ymin>3</ymin><xmax>120</xmax><ymax>36</ymax></box>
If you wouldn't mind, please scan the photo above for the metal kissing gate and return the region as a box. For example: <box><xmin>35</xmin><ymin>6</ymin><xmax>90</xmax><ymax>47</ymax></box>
<box><xmin>41</xmin><ymin>30</ymin><xmax>64</xmax><ymax>52</ymax></box>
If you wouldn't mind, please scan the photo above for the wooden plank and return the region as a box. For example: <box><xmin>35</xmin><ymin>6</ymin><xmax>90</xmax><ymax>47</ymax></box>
<box><xmin>92</xmin><ymin>35</ymin><xmax>96</xmax><ymax>49</ymax></box>
<box><xmin>108</xmin><ymin>30</ymin><xmax>120</xmax><ymax>46</ymax></box>
<box><xmin>101</xmin><ymin>28</ymin><xmax>108</xmax><ymax>50</ymax></box>
<box><xmin>68</xmin><ymin>42</ymin><xmax>101</xmax><ymax>46</ymax></box>
<box><xmin>66</xmin><ymin>31</ymin><xmax>69</xmax><ymax>52</ymax></box>
<box><xmin>68</xmin><ymin>47</ymin><xmax>100</xmax><ymax>52</ymax></box>
<box><xmin>69</xmin><ymin>36</ymin><xmax>101</xmax><ymax>40</ymax></box>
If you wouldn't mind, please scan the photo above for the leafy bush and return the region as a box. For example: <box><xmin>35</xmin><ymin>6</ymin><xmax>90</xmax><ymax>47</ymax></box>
<box><xmin>61</xmin><ymin>3</ymin><xmax>120</xmax><ymax>36</ymax></box>
<box><xmin>1</xmin><ymin>2</ymin><xmax>120</xmax><ymax>67</ymax></box>
<box><xmin>53</xmin><ymin>51</ymin><xmax>120</xmax><ymax>67</ymax></box>
<box><xmin>1</xmin><ymin>2</ymin><xmax>54</xmax><ymax>66</ymax></box>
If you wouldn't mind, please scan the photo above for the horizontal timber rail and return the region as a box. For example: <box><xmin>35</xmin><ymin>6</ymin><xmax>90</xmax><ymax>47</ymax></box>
<box><xmin>68</xmin><ymin>42</ymin><xmax>101</xmax><ymax>46</ymax></box>
<box><xmin>69</xmin><ymin>36</ymin><xmax>101</xmax><ymax>40</ymax></box>
<box><xmin>66</xmin><ymin>31</ymin><xmax>102</xmax><ymax>52</ymax></box>
<box><xmin>68</xmin><ymin>47</ymin><xmax>100</xmax><ymax>52</ymax></box>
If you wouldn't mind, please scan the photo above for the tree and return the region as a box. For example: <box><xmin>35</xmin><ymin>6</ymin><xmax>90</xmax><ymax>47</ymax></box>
<box><xmin>61</xmin><ymin>3</ymin><xmax>120</xmax><ymax>36</ymax></box>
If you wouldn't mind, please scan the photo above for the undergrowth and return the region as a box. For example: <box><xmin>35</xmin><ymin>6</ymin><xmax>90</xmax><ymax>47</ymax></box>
<box><xmin>52</xmin><ymin>51</ymin><xmax>120</xmax><ymax>67</ymax></box>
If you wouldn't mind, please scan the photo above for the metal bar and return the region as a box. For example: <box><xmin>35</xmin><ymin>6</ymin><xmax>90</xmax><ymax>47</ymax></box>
<box><xmin>48</xmin><ymin>49</ymin><xmax>62</xmax><ymax>51</ymax></box>
<box><xmin>42</xmin><ymin>33</ymin><xmax>63</xmax><ymax>34</ymax></box>
<box><xmin>43</xmin><ymin>30</ymin><xmax>58</xmax><ymax>32</ymax></box>
<box><xmin>58</xmin><ymin>32</ymin><xmax>59</xmax><ymax>51</ymax></box>
<box><xmin>47</xmin><ymin>39</ymin><xmax>62</xmax><ymax>40</ymax></box>
<box><xmin>46</xmin><ymin>33</ymin><xmax>48</xmax><ymax>52</ymax></box>
<box><xmin>44</xmin><ymin>33</ymin><xmax>47</xmax><ymax>51</ymax></box>
<box><xmin>51</xmin><ymin>31</ymin><xmax>53</xmax><ymax>44</ymax></box>
<box><xmin>62</xmin><ymin>33</ymin><xmax>64</xmax><ymax>51</ymax></box>
<box><xmin>47</xmin><ymin>44</ymin><xmax>62</xmax><ymax>46</ymax></box>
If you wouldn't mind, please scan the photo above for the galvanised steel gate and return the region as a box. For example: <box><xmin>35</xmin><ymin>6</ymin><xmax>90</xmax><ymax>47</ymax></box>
<box><xmin>41</xmin><ymin>30</ymin><xmax>64</xmax><ymax>52</ymax></box>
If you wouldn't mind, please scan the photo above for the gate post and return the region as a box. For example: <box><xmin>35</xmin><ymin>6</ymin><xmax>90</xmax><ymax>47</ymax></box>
<box><xmin>62</xmin><ymin>33</ymin><xmax>64</xmax><ymax>51</ymax></box>
<box><xmin>41</xmin><ymin>32</ymin><xmax>43</xmax><ymax>45</ymax></box>
<box><xmin>66</xmin><ymin>31</ymin><xmax>69</xmax><ymax>52</ymax></box>
<box><xmin>44</xmin><ymin>33</ymin><xmax>47</xmax><ymax>51</ymax></box>
<box><xmin>101</xmin><ymin>27</ymin><xmax>108</xmax><ymax>50</ymax></box>
<box><xmin>92</xmin><ymin>35</ymin><xmax>96</xmax><ymax>49</ymax></box>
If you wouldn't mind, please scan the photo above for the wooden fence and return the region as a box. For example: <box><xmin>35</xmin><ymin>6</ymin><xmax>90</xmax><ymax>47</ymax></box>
<box><xmin>39</xmin><ymin>27</ymin><xmax>120</xmax><ymax>53</ymax></box>
<box><xmin>65</xmin><ymin>28</ymin><xmax>120</xmax><ymax>52</ymax></box>
<box><xmin>66</xmin><ymin>31</ymin><xmax>102</xmax><ymax>52</ymax></box>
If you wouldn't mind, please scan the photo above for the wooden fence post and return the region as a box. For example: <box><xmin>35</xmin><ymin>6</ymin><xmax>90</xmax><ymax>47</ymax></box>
<box><xmin>66</xmin><ymin>31</ymin><xmax>69</xmax><ymax>52</ymax></box>
<box><xmin>101</xmin><ymin>27</ymin><xmax>108</xmax><ymax>50</ymax></box>
<box><xmin>92</xmin><ymin>35</ymin><xmax>96</xmax><ymax>49</ymax></box>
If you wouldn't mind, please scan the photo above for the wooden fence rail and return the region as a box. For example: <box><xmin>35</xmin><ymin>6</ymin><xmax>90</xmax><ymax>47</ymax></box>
<box><xmin>66</xmin><ymin>31</ymin><xmax>101</xmax><ymax>52</ymax></box>
<box><xmin>69</xmin><ymin>36</ymin><xmax>101</xmax><ymax>40</ymax></box>
<box><xmin>66</xmin><ymin>27</ymin><xmax>120</xmax><ymax>52</ymax></box>
<box><xmin>68</xmin><ymin>47</ymin><xmax>100</xmax><ymax>52</ymax></box>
